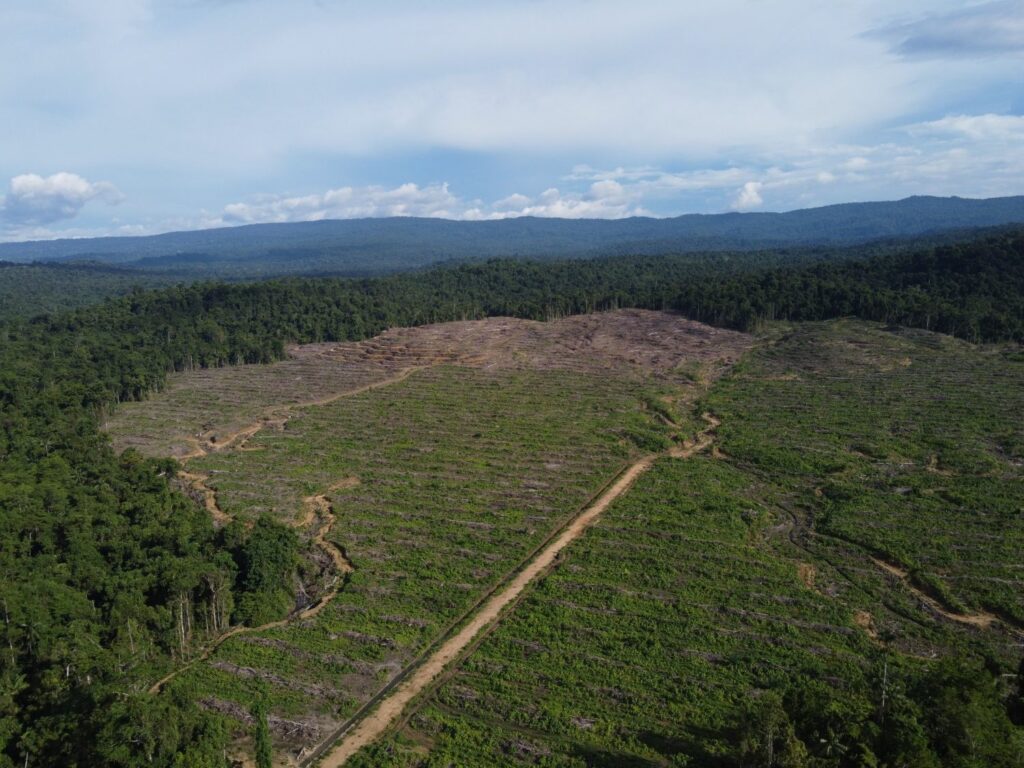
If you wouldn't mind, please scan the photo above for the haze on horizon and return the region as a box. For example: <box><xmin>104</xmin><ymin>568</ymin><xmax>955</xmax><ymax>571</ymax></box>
<box><xmin>0</xmin><ymin>0</ymin><xmax>1022</xmax><ymax>242</ymax></box>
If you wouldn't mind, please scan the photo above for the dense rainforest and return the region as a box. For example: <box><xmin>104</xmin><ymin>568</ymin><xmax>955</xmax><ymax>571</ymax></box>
<box><xmin>0</xmin><ymin>262</ymin><xmax>180</xmax><ymax>321</ymax></box>
<box><xmin>1</xmin><ymin>224</ymin><xmax>1021</xmax><ymax>322</ymax></box>
<box><xmin>0</xmin><ymin>227</ymin><xmax>1022</xmax><ymax>765</ymax></box>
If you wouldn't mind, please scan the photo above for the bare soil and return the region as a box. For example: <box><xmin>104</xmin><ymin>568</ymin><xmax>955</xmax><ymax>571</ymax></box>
<box><xmin>105</xmin><ymin>310</ymin><xmax>751</xmax><ymax>458</ymax></box>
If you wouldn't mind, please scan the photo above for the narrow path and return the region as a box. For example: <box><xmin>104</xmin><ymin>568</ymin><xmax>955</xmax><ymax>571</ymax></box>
<box><xmin>178</xmin><ymin>469</ymin><xmax>232</xmax><ymax>527</ymax></box>
<box><xmin>191</xmin><ymin>366</ymin><xmax>424</xmax><ymax>457</ymax></box>
<box><xmin>149</xmin><ymin>369</ymin><xmax>422</xmax><ymax>693</ymax></box>
<box><xmin>764</xmin><ymin>484</ymin><xmax>1022</xmax><ymax>641</ymax></box>
<box><xmin>311</xmin><ymin>414</ymin><xmax>719</xmax><ymax>767</ymax></box>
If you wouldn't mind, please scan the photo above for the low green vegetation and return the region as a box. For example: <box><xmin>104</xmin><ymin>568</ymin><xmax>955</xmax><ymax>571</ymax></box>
<box><xmin>705</xmin><ymin>320</ymin><xmax>1024</xmax><ymax>628</ymax></box>
<box><xmin>163</xmin><ymin>365</ymin><xmax>679</xmax><ymax>752</ymax></box>
<box><xmin>360</xmin><ymin>320</ymin><xmax>1024</xmax><ymax>767</ymax></box>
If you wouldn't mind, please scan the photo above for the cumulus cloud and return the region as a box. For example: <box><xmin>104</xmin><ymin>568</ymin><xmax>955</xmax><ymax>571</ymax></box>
<box><xmin>486</xmin><ymin>183</ymin><xmax>644</xmax><ymax>219</ymax></box>
<box><xmin>1</xmin><ymin>172</ymin><xmax>123</xmax><ymax>227</ymax></box>
<box><xmin>215</xmin><ymin>109</ymin><xmax>1024</xmax><ymax>230</ymax></box>
<box><xmin>870</xmin><ymin>1</ymin><xmax>1024</xmax><ymax>58</ymax></box>
<box><xmin>219</xmin><ymin>179</ymin><xmax>648</xmax><ymax>225</ymax></box>
<box><xmin>220</xmin><ymin>182</ymin><xmax>461</xmax><ymax>224</ymax></box>
<box><xmin>731</xmin><ymin>182</ymin><xmax>764</xmax><ymax>211</ymax></box>
<box><xmin>567</xmin><ymin>111</ymin><xmax>1024</xmax><ymax>213</ymax></box>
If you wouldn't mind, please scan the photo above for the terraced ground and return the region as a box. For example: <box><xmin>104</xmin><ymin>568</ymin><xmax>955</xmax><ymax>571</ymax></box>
<box><xmin>354</xmin><ymin>319</ymin><xmax>1024</xmax><ymax>767</ymax></box>
<box><xmin>103</xmin><ymin>310</ymin><xmax>752</xmax><ymax>764</ymax></box>
<box><xmin>105</xmin><ymin>311</ymin><xmax>742</xmax><ymax>460</ymax></box>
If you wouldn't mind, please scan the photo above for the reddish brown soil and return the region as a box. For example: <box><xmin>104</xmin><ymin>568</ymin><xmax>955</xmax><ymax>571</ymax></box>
<box><xmin>105</xmin><ymin>310</ymin><xmax>752</xmax><ymax>459</ymax></box>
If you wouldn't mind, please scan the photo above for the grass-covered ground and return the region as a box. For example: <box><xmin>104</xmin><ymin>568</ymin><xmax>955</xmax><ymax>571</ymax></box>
<box><xmin>355</xmin><ymin>319</ymin><xmax>1024</xmax><ymax>767</ymax></box>
<box><xmin>353</xmin><ymin>456</ymin><xmax>879</xmax><ymax>767</ymax></box>
<box><xmin>163</xmin><ymin>364</ymin><xmax>684</xmax><ymax>758</ymax></box>
<box><xmin>706</xmin><ymin>320</ymin><xmax>1024</xmax><ymax>632</ymax></box>
<box><xmin>103</xmin><ymin>314</ymin><xmax>1024</xmax><ymax>765</ymax></box>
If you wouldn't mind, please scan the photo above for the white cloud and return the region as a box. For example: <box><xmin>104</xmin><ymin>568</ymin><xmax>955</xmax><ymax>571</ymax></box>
<box><xmin>2</xmin><ymin>0</ymin><xmax>1020</xmax><ymax>240</ymax></box>
<box><xmin>554</xmin><ymin>111</ymin><xmax>1024</xmax><ymax>213</ymax></box>
<box><xmin>0</xmin><ymin>1</ymin><xmax>942</xmax><ymax>175</ymax></box>
<box><xmin>731</xmin><ymin>181</ymin><xmax>764</xmax><ymax>211</ymax></box>
<box><xmin>220</xmin><ymin>182</ymin><xmax>460</xmax><ymax>224</ymax></box>
<box><xmin>0</xmin><ymin>172</ymin><xmax>122</xmax><ymax>227</ymax></box>
<box><xmin>179</xmin><ymin>110</ymin><xmax>1024</xmax><ymax>232</ymax></box>
<box><xmin>495</xmin><ymin>184</ymin><xmax>643</xmax><ymax>219</ymax></box>
<box><xmin>219</xmin><ymin>179</ymin><xmax>648</xmax><ymax>225</ymax></box>
<box><xmin>911</xmin><ymin>113</ymin><xmax>1024</xmax><ymax>140</ymax></box>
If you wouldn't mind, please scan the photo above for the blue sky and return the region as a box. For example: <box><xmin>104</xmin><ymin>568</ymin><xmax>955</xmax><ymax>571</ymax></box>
<box><xmin>0</xmin><ymin>0</ymin><xmax>1022</xmax><ymax>241</ymax></box>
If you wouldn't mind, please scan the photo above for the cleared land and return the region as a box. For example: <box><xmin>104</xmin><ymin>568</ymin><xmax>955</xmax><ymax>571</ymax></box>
<box><xmin>105</xmin><ymin>314</ymin><xmax>1023</xmax><ymax>766</ymax></box>
<box><xmin>355</xmin><ymin>319</ymin><xmax>1024</xmax><ymax>767</ymax></box>
<box><xmin>105</xmin><ymin>310</ymin><xmax>746</xmax><ymax>460</ymax></box>
<box><xmin>104</xmin><ymin>310</ymin><xmax>751</xmax><ymax>764</ymax></box>
<box><xmin>355</xmin><ymin>456</ymin><xmax>880</xmax><ymax>767</ymax></box>
<box><xmin>705</xmin><ymin>320</ymin><xmax>1024</xmax><ymax>637</ymax></box>
<box><xmin>314</xmin><ymin>415</ymin><xmax>720</xmax><ymax>767</ymax></box>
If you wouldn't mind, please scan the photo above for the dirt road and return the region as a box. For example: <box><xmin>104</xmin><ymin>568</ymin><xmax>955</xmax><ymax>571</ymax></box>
<box><xmin>313</xmin><ymin>415</ymin><xmax>719</xmax><ymax>766</ymax></box>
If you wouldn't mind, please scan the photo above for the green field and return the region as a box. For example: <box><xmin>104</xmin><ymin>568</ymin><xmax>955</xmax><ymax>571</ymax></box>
<box><xmin>101</xmin><ymin>315</ymin><xmax>1024</xmax><ymax>766</ymax></box>
<box><xmin>156</xmin><ymin>363</ymin><xmax>684</xmax><ymax>758</ymax></box>
<box><xmin>353</xmin><ymin>320</ymin><xmax>1024</xmax><ymax>767</ymax></box>
<box><xmin>706</xmin><ymin>320</ymin><xmax>1024</xmax><ymax>631</ymax></box>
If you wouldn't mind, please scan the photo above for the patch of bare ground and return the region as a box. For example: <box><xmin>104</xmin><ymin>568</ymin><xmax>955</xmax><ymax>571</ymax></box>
<box><xmin>797</xmin><ymin>562</ymin><xmax>816</xmax><ymax>590</ymax></box>
<box><xmin>869</xmin><ymin>556</ymin><xmax>1007</xmax><ymax>631</ymax></box>
<box><xmin>854</xmin><ymin>610</ymin><xmax>879</xmax><ymax>640</ymax></box>
<box><xmin>365</xmin><ymin>309</ymin><xmax>750</xmax><ymax>378</ymax></box>
<box><xmin>104</xmin><ymin>310</ymin><xmax>751</xmax><ymax>458</ymax></box>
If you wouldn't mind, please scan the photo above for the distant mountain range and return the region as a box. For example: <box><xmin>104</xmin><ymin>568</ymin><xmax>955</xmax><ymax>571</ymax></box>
<box><xmin>3</xmin><ymin>195</ymin><xmax>1024</xmax><ymax>278</ymax></box>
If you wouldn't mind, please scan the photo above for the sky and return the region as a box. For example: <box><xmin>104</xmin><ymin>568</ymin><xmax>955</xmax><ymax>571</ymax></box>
<box><xmin>0</xmin><ymin>0</ymin><xmax>1022</xmax><ymax>241</ymax></box>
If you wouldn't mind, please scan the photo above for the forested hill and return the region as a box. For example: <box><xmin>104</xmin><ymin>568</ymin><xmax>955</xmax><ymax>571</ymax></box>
<box><xmin>0</xmin><ymin>226</ymin><xmax>1021</xmax><ymax>765</ymax></box>
<box><xmin>2</xmin><ymin>194</ymin><xmax>1023</xmax><ymax>278</ymax></box>
<box><xmin>0</xmin><ymin>261</ymin><xmax>181</xmax><ymax>320</ymax></box>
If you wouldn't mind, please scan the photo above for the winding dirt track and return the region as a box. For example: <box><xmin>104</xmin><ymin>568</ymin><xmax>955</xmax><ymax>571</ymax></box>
<box><xmin>869</xmin><ymin>556</ymin><xmax>1002</xmax><ymax>630</ymax></box>
<box><xmin>149</xmin><ymin>370</ymin><xmax>426</xmax><ymax>696</ymax></box>
<box><xmin>178</xmin><ymin>469</ymin><xmax>232</xmax><ymax>527</ymax></box>
<box><xmin>148</xmin><ymin>486</ymin><xmax>356</xmax><ymax>694</ymax></box>
<box><xmin>312</xmin><ymin>415</ymin><xmax>719</xmax><ymax>767</ymax></box>
<box><xmin>191</xmin><ymin>366</ymin><xmax>425</xmax><ymax>460</ymax></box>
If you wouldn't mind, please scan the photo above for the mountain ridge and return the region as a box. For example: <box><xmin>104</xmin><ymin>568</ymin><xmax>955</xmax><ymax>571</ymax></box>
<box><xmin>3</xmin><ymin>195</ymin><xmax>1023</xmax><ymax>277</ymax></box>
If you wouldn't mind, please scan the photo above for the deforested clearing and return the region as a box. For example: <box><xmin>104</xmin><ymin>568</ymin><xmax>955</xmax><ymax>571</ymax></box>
<box><xmin>103</xmin><ymin>310</ymin><xmax>752</xmax><ymax>763</ymax></box>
